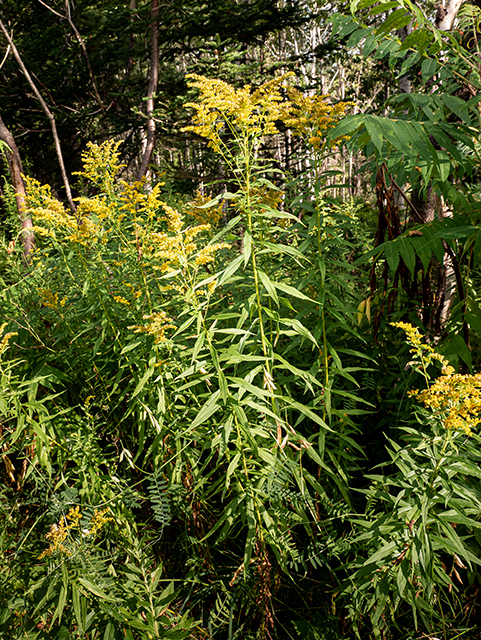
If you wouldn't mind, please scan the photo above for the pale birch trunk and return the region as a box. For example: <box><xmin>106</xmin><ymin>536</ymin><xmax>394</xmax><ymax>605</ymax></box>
<box><xmin>138</xmin><ymin>0</ymin><xmax>159</xmax><ymax>179</ymax></box>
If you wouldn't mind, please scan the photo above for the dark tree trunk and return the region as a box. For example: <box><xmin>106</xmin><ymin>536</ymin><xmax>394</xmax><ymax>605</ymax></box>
<box><xmin>0</xmin><ymin>114</ymin><xmax>34</xmax><ymax>260</ymax></box>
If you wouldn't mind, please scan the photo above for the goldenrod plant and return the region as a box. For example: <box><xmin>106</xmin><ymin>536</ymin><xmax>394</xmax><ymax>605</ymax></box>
<box><xmin>344</xmin><ymin>323</ymin><xmax>481</xmax><ymax>638</ymax></box>
<box><xmin>0</xmin><ymin>74</ymin><xmax>365</xmax><ymax>638</ymax></box>
<box><xmin>6</xmin><ymin>71</ymin><xmax>481</xmax><ymax>639</ymax></box>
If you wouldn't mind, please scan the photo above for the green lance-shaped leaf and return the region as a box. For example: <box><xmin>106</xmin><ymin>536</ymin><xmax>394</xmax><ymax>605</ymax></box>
<box><xmin>188</xmin><ymin>389</ymin><xmax>222</xmax><ymax>431</ymax></box>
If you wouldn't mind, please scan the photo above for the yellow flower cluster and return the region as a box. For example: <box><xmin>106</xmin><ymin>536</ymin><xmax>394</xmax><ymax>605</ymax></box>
<box><xmin>38</xmin><ymin>288</ymin><xmax>67</xmax><ymax>310</ymax></box>
<box><xmin>85</xmin><ymin>508</ymin><xmax>113</xmax><ymax>537</ymax></box>
<box><xmin>137</xmin><ymin>201</ymin><xmax>229</xmax><ymax>274</ymax></box>
<box><xmin>129</xmin><ymin>311</ymin><xmax>176</xmax><ymax>343</ymax></box>
<box><xmin>39</xmin><ymin>506</ymin><xmax>113</xmax><ymax>559</ymax></box>
<box><xmin>25</xmin><ymin>177</ymin><xmax>102</xmax><ymax>246</ymax></box>
<box><xmin>0</xmin><ymin>323</ymin><xmax>17</xmax><ymax>359</ymax></box>
<box><xmin>183</xmin><ymin>74</ymin><xmax>351</xmax><ymax>156</ymax></box>
<box><xmin>75</xmin><ymin>195</ymin><xmax>117</xmax><ymax>223</ymax></box>
<box><xmin>392</xmin><ymin>322</ymin><xmax>480</xmax><ymax>435</ymax></box>
<box><xmin>120</xmin><ymin>179</ymin><xmax>164</xmax><ymax>220</ymax></box>
<box><xmin>26</xmin><ymin>141</ymin><xmax>229</xmax><ymax>314</ymax></box>
<box><xmin>282</xmin><ymin>88</ymin><xmax>352</xmax><ymax>150</ymax></box>
<box><xmin>186</xmin><ymin>191</ymin><xmax>224</xmax><ymax>227</ymax></box>
<box><xmin>411</xmin><ymin>373</ymin><xmax>481</xmax><ymax>436</ymax></box>
<box><xmin>194</xmin><ymin>243</ymin><xmax>229</xmax><ymax>266</ymax></box>
<box><xmin>391</xmin><ymin>321</ymin><xmax>453</xmax><ymax>373</ymax></box>
<box><xmin>76</xmin><ymin>140</ymin><xmax>124</xmax><ymax>195</ymax></box>
<box><xmin>38</xmin><ymin>506</ymin><xmax>81</xmax><ymax>558</ymax></box>
<box><xmin>183</xmin><ymin>73</ymin><xmax>294</xmax><ymax>151</ymax></box>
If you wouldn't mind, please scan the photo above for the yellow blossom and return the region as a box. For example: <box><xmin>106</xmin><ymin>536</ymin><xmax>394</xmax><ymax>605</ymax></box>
<box><xmin>39</xmin><ymin>506</ymin><xmax>112</xmax><ymax>559</ymax></box>
<box><xmin>392</xmin><ymin>322</ymin><xmax>479</xmax><ymax>435</ymax></box>
<box><xmin>183</xmin><ymin>73</ymin><xmax>294</xmax><ymax>151</ymax></box>
<box><xmin>208</xmin><ymin>279</ymin><xmax>217</xmax><ymax>294</ymax></box>
<box><xmin>194</xmin><ymin>243</ymin><xmax>230</xmax><ymax>266</ymax></box>
<box><xmin>129</xmin><ymin>311</ymin><xmax>176</xmax><ymax>343</ymax></box>
<box><xmin>391</xmin><ymin>321</ymin><xmax>452</xmax><ymax>372</ymax></box>
<box><xmin>0</xmin><ymin>323</ymin><xmax>17</xmax><ymax>359</ymax></box>
<box><xmin>75</xmin><ymin>195</ymin><xmax>117</xmax><ymax>222</ymax></box>
<box><xmin>186</xmin><ymin>191</ymin><xmax>224</xmax><ymax>227</ymax></box>
<box><xmin>162</xmin><ymin>203</ymin><xmax>183</xmax><ymax>234</ymax></box>
<box><xmin>75</xmin><ymin>140</ymin><xmax>124</xmax><ymax>195</ymax></box>
<box><xmin>25</xmin><ymin>177</ymin><xmax>102</xmax><ymax>246</ymax></box>
<box><xmin>38</xmin><ymin>288</ymin><xmax>67</xmax><ymax>309</ymax></box>
<box><xmin>411</xmin><ymin>373</ymin><xmax>481</xmax><ymax>436</ymax></box>
<box><xmin>38</xmin><ymin>506</ymin><xmax>80</xmax><ymax>559</ymax></box>
<box><xmin>282</xmin><ymin>88</ymin><xmax>352</xmax><ymax>150</ymax></box>
<box><xmin>84</xmin><ymin>508</ymin><xmax>113</xmax><ymax>538</ymax></box>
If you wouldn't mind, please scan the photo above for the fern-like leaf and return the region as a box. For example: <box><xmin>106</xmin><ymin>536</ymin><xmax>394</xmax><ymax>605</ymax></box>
<box><xmin>148</xmin><ymin>473</ymin><xmax>171</xmax><ymax>531</ymax></box>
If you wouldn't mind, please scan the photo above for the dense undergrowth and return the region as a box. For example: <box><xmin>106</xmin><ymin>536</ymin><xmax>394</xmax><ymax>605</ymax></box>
<box><xmin>2</xmin><ymin>71</ymin><xmax>481</xmax><ymax>640</ymax></box>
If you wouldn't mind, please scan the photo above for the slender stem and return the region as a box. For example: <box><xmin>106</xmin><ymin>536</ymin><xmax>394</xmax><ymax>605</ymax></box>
<box><xmin>244</xmin><ymin>135</ymin><xmax>269</xmax><ymax>365</ymax></box>
<box><xmin>315</xmin><ymin>161</ymin><xmax>329</xmax><ymax>419</ymax></box>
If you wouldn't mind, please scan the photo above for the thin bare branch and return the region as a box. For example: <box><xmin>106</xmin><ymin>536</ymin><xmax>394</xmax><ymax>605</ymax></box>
<box><xmin>36</xmin><ymin>0</ymin><xmax>64</xmax><ymax>18</ymax></box>
<box><xmin>0</xmin><ymin>41</ymin><xmax>11</xmax><ymax>70</ymax></box>
<box><xmin>35</xmin><ymin>0</ymin><xmax>104</xmax><ymax>112</ymax></box>
<box><xmin>64</xmin><ymin>0</ymin><xmax>105</xmax><ymax>112</ymax></box>
<box><xmin>0</xmin><ymin>17</ymin><xmax>76</xmax><ymax>213</ymax></box>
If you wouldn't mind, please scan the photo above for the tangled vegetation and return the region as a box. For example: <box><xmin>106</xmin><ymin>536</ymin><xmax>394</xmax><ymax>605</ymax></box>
<box><xmin>2</xmin><ymin>4</ymin><xmax>481</xmax><ymax>637</ymax></box>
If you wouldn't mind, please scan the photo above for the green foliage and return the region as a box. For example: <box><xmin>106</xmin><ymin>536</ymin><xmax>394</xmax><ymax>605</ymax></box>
<box><xmin>344</xmin><ymin>325</ymin><xmax>481</xmax><ymax>638</ymax></box>
<box><xmin>3</xmin><ymin>7</ymin><xmax>481</xmax><ymax>631</ymax></box>
<box><xmin>0</xmin><ymin>84</ymin><xmax>366</xmax><ymax>636</ymax></box>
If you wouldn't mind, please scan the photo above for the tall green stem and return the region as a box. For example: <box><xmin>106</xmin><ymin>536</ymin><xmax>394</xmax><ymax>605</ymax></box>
<box><xmin>315</xmin><ymin>160</ymin><xmax>329</xmax><ymax>419</ymax></box>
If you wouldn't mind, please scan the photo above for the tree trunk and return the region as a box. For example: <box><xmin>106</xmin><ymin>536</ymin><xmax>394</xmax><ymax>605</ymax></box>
<box><xmin>138</xmin><ymin>0</ymin><xmax>159</xmax><ymax>179</ymax></box>
<box><xmin>435</xmin><ymin>0</ymin><xmax>464</xmax><ymax>30</ymax></box>
<box><xmin>0</xmin><ymin>115</ymin><xmax>34</xmax><ymax>260</ymax></box>
<box><xmin>397</xmin><ymin>22</ymin><xmax>413</xmax><ymax>94</ymax></box>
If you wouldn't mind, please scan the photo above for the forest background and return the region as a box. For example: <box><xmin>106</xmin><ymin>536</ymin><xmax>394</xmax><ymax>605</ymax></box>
<box><xmin>2</xmin><ymin>0</ymin><xmax>481</xmax><ymax>638</ymax></box>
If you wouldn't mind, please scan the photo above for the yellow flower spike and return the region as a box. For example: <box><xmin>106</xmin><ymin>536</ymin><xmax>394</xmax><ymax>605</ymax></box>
<box><xmin>66</xmin><ymin>506</ymin><xmax>82</xmax><ymax>527</ymax></box>
<box><xmin>129</xmin><ymin>311</ymin><xmax>176</xmax><ymax>343</ymax></box>
<box><xmin>75</xmin><ymin>140</ymin><xmax>125</xmax><ymax>195</ymax></box>
<box><xmin>186</xmin><ymin>191</ymin><xmax>224</xmax><ymax>227</ymax></box>
<box><xmin>39</xmin><ymin>505</ymin><xmax>113</xmax><ymax>559</ymax></box>
<box><xmin>0</xmin><ymin>323</ymin><xmax>17</xmax><ymax>359</ymax></box>
<box><xmin>162</xmin><ymin>203</ymin><xmax>183</xmax><ymax>234</ymax></box>
<box><xmin>87</xmin><ymin>508</ymin><xmax>113</xmax><ymax>538</ymax></box>
<box><xmin>38</xmin><ymin>288</ymin><xmax>67</xmax><ymax>309</ymax></box>
<box><xmin>282</xmin><ymin>88</ymin><xmax>353</xmax><ymax>150</ymax></box>
<box><xmin>183</xmin><ymin>72</ymin><xmax>295</xmax><ymax>148</ymax></box>
<box><xmin>194</xmin><ymin>243</ymin><xmax>230</xmax><ymax>267</ymax></box>
<box><xmin>392</xmin><ymin>322</ymin><xmax>480</xmax><ymax>436</ymax></box>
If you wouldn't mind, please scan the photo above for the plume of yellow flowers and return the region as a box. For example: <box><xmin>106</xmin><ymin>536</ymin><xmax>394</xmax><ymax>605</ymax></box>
<box><xmin>136</xmin><ymin>201</ymin><xmax>229</xmax><ymax>275</ymax></box>
<box><xmin>75</xmin><ymin>139</ymin><xmax>125</xmax><ymax>196</ymax></box>
<box><xmin>282</xmin><ymin>87</ymin><xmax>352</xmax><ymax>150</ymax></box>
<box><xmin>185</xmin><ymin>191</ymin><xmax>224</xmax><ymax>228</ymax></box>
<box><xmin>25</xmin><ymin>177</ymin><xmax>103</xmax><ymax>246</ymax></box>
<box><xmin>182</xmin><ymin>73</ymin><xmax>294</xmax><ymax>150</ymax></box>
<box><xmin>39</xmin><ymin>506</ymin><xmax>113</xmax><ymax>559</ymax></box>
<box><xmin>183</xmin><ymin>73</ymin><xmax>351</xmax><ymax>157</ymax></box>
<box><xmin>411</xmin><ymin>374</ymin><xmax>481</xmax><ymax>436</ymax></box>
<box><xmin>119</xmin><ymin>179</ymin><xmax>165</xmax><ymax>220</ymax></box>
<box><xmin>392</xmin><ymin>322</ymin><xmax>480</xmax><ymax>436</ymax></box>
<box><xmin>129</xmin><ymin>311</ymin><xmax>176</xmax><ymax>343</ymax></box>
<box><xmin>38</xmin><ymin>288</ymin><xmax>67</xmax><ymax>310</ymax></box>
<box><xmin>0</xmin><ymin>323</ymin><xmax>17</xmax><ymax>360</ymax></box>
